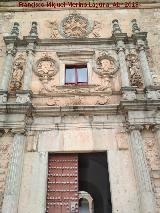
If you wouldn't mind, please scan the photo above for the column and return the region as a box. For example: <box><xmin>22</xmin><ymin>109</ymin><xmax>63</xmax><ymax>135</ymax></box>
<box><xmin>2</xmin><ymin>129</ymin><xmax>26</xmax><ymax>213</ymax></box>
<box><xmin>112</xmin><ymin>20</ymin><xmax>136</xmax><ymax>100</ymax></box>
<box><xmin>154</xmin><ymin>125</ymin><xmax>160</xmax><ymax>152</ymax></box>
<box><xmin>0</xmin><ymin>23</ymin><xmax>19</xmax><ymax>103</ymax></box>
<box><xmin>129</xmin><ymin>125</ymin><xmax>156</xmax><ymax>213</ymax></box>
<box><xmin>131</xmin><ymin>19</ymin><xmax>153</xmax><ymax>88</ymax></box>
<box><xmin>16</xmin><ymin>22</ymin><xmax>38</xmax><ymax>104</ymax></box>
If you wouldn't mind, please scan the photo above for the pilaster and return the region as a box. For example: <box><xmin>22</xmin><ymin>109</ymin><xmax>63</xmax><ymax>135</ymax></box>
<box><xmin>112</xmin><ymin>20</ymin><xmax>136</xmax><ymax>101</ymax></box>
<box><xmin>128</xmin><ymin>124</ymin><xmax>156</xmax><ymax>213</ymax></box>
<box><xmin>2</xmin><ymin>129</ymin><xmax>26</xmax><ymax>213</ymax></box>
<box><xmin>16</xmin><ymin>22</ymin><xmax>38</xmax><ymax>104</ymax></box>
<box><xmin>0</xmin><ymin>23</ymin><xmax>19</xmax><ymax>103</ymax></box>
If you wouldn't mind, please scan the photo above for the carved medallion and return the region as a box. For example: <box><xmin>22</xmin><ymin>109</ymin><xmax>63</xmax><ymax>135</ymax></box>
<box><xmin>35</xmin><ymin>54</ymin><xmax>58</xmax><ymax>83</ymax></box>
<box><xmin>96</xmin><ymin>52</ymin><xmax>118</xmax><ymax>77</ymax></box>
<box><xmin>126</xmin><ymin>54</ymin><xmax>143</xmax><ymax>88</ymax></box>
<box><xmin>9</xmin><ymin>54</ymin><xmax>25</xmax><ymax>91</ymax></box>
<box><xmin>60</xmin><ymin>14</ymin><xmax>93</xmax><ymax>38</ymax></box>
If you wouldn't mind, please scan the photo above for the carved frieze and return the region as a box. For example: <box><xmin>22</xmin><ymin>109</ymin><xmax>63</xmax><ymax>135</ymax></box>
<box><xmin>46</xmin><ymin>95</ymin><xmax>111</xmax><ymax>106</ymax></box>
<box><xmin>126</xmin><ymin>54</ymin><xmax>143</xmax><ymax>88</ymax></box>
<box><xmin>9</xmin><ymin>54</ymin><xmax>25</xmax><ymax>91</ymax></box>
<box><xmin>35</xmin><ymin>53</ymin><xmax>58</xmax><ymax>85</ymax></box>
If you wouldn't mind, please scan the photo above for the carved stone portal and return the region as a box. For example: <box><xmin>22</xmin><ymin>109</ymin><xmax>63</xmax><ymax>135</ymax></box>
<box><xmin>9</xmin><ymin>54</ymin><xmax>25</xmax><ymax>91</ymax></box>
<box><xmin>126</xmin><ymin>54</ymin><xmax>143</xmax><ymax>88</ymax></box>
<box><xmin>60</xmin><ymin>14</ymin><xmax>92</xmax><ymax>38</ymax></box>
<box><xmin>35</xmin><ymin>54</ymin><xmax>58</xmax><ymax>85</ymax></box>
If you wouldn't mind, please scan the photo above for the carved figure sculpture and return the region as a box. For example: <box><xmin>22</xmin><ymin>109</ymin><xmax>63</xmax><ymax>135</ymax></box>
<box><xmin>9</xmin><ymin>54</ymin><xmax>25</xmax><ymax>91</ymax></box>
<box><xmin>126</xmin><ymin>54</ymin><xmax>143</xmax><ymax>88</ymax></box>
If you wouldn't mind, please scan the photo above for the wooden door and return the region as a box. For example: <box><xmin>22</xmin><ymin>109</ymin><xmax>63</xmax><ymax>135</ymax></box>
<box><xmin>46</xmin><ymin>154</ymin><xmax>79</xmax><ymax>213</ymax></box>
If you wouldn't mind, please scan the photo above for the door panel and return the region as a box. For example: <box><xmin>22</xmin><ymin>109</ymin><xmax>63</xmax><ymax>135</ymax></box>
<box><xmin>46</xmin><ymin>154</ymin><xmax>79</xmax><ymax>213</ymax></box>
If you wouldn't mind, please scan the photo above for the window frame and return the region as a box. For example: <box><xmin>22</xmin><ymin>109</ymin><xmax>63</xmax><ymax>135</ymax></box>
<box><xmin>65</xmin><ymin>64</ymin><xmax>88</xmax><ymax>85</ymax></box>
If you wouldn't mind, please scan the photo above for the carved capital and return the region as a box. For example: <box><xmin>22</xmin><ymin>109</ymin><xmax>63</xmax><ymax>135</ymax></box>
<box><xmin>154</xmin><ymin>124</ymin><xmax>160</xmax><ymax>131</ymax></box>
<box><xmin>10</xmin><ymin>22</ymin><xmax>19</xmax><ymax>37</ymax></box>
<box><xmin>29</xmin><ymin>21</ymin><xmax>38</xmax><ymax>37</ymax></box>
<box><xmin>131</xmin><ymin>19</ymin><xmax>140</xmax><ymax>34</ymax></box>
<box><xmin>128</xmin><ymin>124</ymin><xmax>144</xmax><ymax>132</ymax></box>
<box><xmin>16</xmin><ymin>93</ymin><xmax>31</xmax><ymax>104</ymax></box>
<box><xmin>0</xmin><ymin>93</ymin><xmax>7</xmax><ymax>103</ymax></box>
<box><xmin>11</xmin><ymin>128</ymin><xmax>25</xmax><ymax>135</ymax></box>
<box><xmin>146</xmin><ymin>89</ymin><xmax>160</xmax><ymax>100</ymax></box>
<box><xmin>112</xmin><ymin>19</ymin><xmax>122</xmax><ymax>34</ymax></box>
<box><xmin>6</xmin><ymin>47</ymin><xmax>17</xmax><ymax>56</ymax></box>
<box><xmin>0</xmin><ymin>129</ymin><xmax>5</xmax><ymax>137</ymax></box>
<box><xmin>116</xmin><ymin>40</ymin><xmax>126</xmax><ymax>53</ymax></box>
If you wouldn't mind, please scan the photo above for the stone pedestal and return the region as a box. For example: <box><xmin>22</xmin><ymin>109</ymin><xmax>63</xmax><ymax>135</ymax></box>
<box><xmin>129</xmin><ymin>125</ymin><xmax>156</xmax><ymax>213</ymax></box>
<box><xmin>2</xmin><ymin>130</ymin><xmax>26</xmax><ymax>213</ymax></box>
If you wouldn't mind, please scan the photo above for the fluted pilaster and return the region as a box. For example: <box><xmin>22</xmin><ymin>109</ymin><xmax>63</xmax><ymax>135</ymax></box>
<box><xmin>129</xmin><ymin>125</ymin><xmax>155</xmax><ymax>213</ymax></box>
<box><xmin>2</xmin><ymin>129</ymin><xmax>26</xmax><ymax>213</ymax></box>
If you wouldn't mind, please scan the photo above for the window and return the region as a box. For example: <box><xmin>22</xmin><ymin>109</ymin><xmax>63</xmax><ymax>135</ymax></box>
<box><xmin>65</xmin><ymin>65</ymin><xmax>88</xmax><ymax>85</ymax></box>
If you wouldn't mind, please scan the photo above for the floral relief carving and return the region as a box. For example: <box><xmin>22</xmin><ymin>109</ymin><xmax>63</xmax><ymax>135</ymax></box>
<box><xmin>9</xmin><ymin>54</ymin><xmax>25</xmax><ymax>91</ymax></box>
<box><xmin>126</xmin><ymin>54</ymin><xmax>143</xmax><ymax>88</ymax></box>
<box><xmin>60</xmin><ymin>14</ymin><xmax>93</xmax><ymax>38</ymax></box>
<box><xmin>96</xmin><ymin>95</ymin><xmax>110</xmax><ymax>105</ymax></box>
<box><xmin>35</xmin><ymin>53</ymin><xmax>58</xmax><ymax>90</ymax></box>
<box><xmin>48</xmin><ymin>21</ymin><xmax>59</xmax><ymax>39</ymax></box>
<box><xmin>91</xmin><ymin>21</ymin><xmax>101</xmax><ymax>38</ymax></box>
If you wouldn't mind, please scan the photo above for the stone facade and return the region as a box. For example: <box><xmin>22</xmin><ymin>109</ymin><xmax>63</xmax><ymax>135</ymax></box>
<box><xmin>0</xmin><ymin>2</ymin><xmax>160</xmax><ymax>213</ymax></box>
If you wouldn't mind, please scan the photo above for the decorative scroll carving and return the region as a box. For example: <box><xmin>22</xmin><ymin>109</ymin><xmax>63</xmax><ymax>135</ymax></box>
<box><xmin>126</xmin><ymin>54</ymin><xmax>143</xmax><ymax>88</ymax></box>
<box><xmin>96</xmin><ymin>95</ymin><xmax>110</xmax><ymax>105</ymax></box>
<box><xmin>68</xmin><ymin>95</ymin><xmax>83</xmax><ymax>105</ymax></box>
<box><xmin>93</xmin><ymin>78</ymin><xmax>112</xmax><ymax>93</ymax></box>
<box><xmin>96</xmin><ymin>52</ymin><xmax>118</xmax><ymax>77</ymax></box>
<box><xmin>92</xmin><ymin>21</ymin><xmax>101</xmax><ymax>38</ymax></box>
<box><xmin>35</xmin><ymin>54</ymin><xmax>58</xmax><ymax>85</ymax></box>
<box><xmin>9</xmin><ymin>54</ymin><xmax>25</xmax><ymax>91</ymax></box>
<box><xmin>48</xmin><ymin>21</ymin><xmax>59</xmax><ymax>39</ymax></box>
<box><xmin>60</xmin><ymin>14</ymin><xmax>92</xmax><ymax>38</ymax></box>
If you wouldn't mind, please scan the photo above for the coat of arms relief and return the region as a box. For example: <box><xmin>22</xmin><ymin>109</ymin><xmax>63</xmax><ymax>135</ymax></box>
<box><xmin>47</xmin><ymin>13</ymin><xmax>101</xmax><ymax>39</ymax></box>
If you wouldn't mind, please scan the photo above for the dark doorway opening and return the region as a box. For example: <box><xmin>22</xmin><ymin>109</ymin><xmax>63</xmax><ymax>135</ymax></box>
<box><xmin>78</xmin><ymin>152</ymin><xmax>112</xmax><ymax>213</ymax></box>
